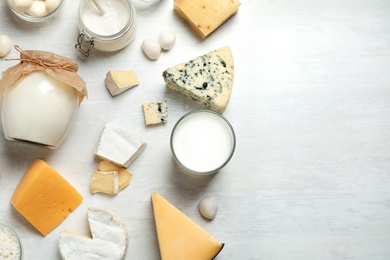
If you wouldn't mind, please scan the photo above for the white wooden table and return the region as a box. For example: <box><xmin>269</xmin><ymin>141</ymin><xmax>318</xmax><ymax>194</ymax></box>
<box><xmin>1</xmin><ymin>0</ymin><xmax>390</xmax><ymax>259</ymax></box>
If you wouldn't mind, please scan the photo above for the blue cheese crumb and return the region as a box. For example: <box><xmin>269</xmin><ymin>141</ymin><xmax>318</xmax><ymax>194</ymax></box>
<box><xmin>162</xmin><ymin>46</ymin><xmax>234</xmax><ymax>113</ymax></box>
<box><xmin>142</xmin><ymin>100</ymin><xmax>168</xmax><ymax>126</ymax></box>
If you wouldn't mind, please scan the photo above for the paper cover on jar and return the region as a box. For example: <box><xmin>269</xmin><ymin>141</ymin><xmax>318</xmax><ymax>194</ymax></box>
<box><xmin>0</xmin><ymin>45</ymin><xmax>88</xmax><ymax>105</ymax></box>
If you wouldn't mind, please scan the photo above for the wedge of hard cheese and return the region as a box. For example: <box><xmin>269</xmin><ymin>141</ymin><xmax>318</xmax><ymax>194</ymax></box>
<box><xmin>59</xmin><ymin>207</ymin><xmax>128</xmax><ymax>260</ymax></box>
<box><xmin>11</xmin><ymin>159</ymin><xmax>82</xmax><ymax>236</ymax></box>
<box><xmin>152</xmin><ymin>192</ymin><xmax>224</xmax><ymax>259</ymax></box>
<box><xmin>174</xmin><ymin>0</ymin><xmax>240</xmax><ymax>39</ymax></box>
<box><xmin>162</xmin><ymin>46</ymin><xmax>234</xmax><ymax>113</ymax></box>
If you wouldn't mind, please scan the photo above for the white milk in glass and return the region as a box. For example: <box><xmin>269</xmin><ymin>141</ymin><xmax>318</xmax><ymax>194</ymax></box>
<box><xmin>171</xmin><ymin>110</ymin><xmax>235</xmax><ymax>175</ymax></box>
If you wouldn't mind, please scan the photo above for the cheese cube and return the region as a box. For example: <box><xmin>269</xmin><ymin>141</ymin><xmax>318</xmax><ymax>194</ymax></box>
<box><xmin>162</xmin><ymin>46</ymin><xmax>234</xmax><ymax>113</ymax></box>
<box><xmin>142</xmin><ymin>100</ymin><xmax>168</xmax><ymax>125</ymax></box>
<box><xmin>105</xmin><ymin>70</ymin><xmax>139</xmax><ymax>96</ymax></box>
<box><xmin>94</xmin><ymin>122</ymin><xmax>147</xmax><ymax>168</ymax></box>
<box><xmin>174</xmin><ymin>0</ymin><xmax>241</xmax><ymax>39</ymax></box>
<box><xmin>11</xmin><ymin>159</ymin><xmax>83</xmax><ymax>236</ymax></box>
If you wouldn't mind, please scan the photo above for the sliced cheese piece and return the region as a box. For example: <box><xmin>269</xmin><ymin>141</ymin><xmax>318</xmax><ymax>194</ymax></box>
<box><xmin>105</xmin><ymin>70</ymin><xmax>139</xmax><ymax>96</ymax></box>
<box><xmin>142</xmin><ymin>100</ymin><xmax>168</xmax><ymax>126</ymax></box>
<box><xmin>152</xmin><ymin>192</ymin><xmax>224</xmax><ymax>259</ymax></box>
<box><xmin>11</xmin><ymin>159</ymin><xmax>83</xmax><ymax>236</ymax></box>
<box><xmin>97</xmin><ymin>160</ymin><xmax>132</xmax><ymax>190</ymax></box>
<box><xmin>59</xmin><ymin>207</ymin><xmax>128</xmax><ymax>260</ymax></box>
<box><xmin>90</xmin><ymin>170</ymin><xmax>119</xmax><ymax>195</ymax></box>
<box><xmin>94</xmin><ymin>122</ymin><xmax>147</xmax><ymax>168</ymax></box>
<box><xmin>174</xmin><ymin>0</ymin><xmax>240</xmax><ymax>39</ymax></box>
<box><xmin>162</xmin><ymin>46</ymin><xmax>234</xmax><ymax>113</ymax></box>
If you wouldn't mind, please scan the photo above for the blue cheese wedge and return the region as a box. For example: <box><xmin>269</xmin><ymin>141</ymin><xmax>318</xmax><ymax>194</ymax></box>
<box><xmin>94</xmin><ymin>122</ymin><xmax>147</xmax><ymax>168</ymax></box>
<box><xmin>162</xmin><ymin>46</ymin><xmax>234</xmax><ymax>113</ymax></box>
<box><xmin>142</xmin><ymin>100</ymin><xmax>168</xmax><ymax>125</ymax></box>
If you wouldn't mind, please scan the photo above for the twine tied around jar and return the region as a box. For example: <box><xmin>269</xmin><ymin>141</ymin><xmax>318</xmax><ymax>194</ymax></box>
<box><xmin>0</xmin><ymin>45</ymin><xmax>88</xmax><ymax>105</ymax></box>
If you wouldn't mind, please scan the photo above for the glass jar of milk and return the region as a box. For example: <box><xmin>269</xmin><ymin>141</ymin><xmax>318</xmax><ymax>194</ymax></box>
<box><xmin>0</xmin><ymin>46</ymin><xmax>88</xmax><ymax>149</ymax></box>
<box><xmin>76</xmin><ymin>0</ymin><xmax>137</xmax><ymax>56</ymax></box>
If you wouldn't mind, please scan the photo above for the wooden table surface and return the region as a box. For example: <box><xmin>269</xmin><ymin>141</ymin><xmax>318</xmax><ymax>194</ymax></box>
<box><xmin>1</xmin><ymin>0</ymin><xmax>390</xmax><ymax>259</ymax></box>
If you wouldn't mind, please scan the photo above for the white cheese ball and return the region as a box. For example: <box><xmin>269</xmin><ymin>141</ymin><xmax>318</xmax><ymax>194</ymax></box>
<box><xmin>27</xmin><ymin>0</ymin><xmax>47</xmax><ymax>17</ymax></box>
<box><xmin>141</xmin><ymin>38</ymin><xmax>161</xmax><ymax>60</ymax></box>
<box><xmin>45</xmin><ymin>0</ymin><xmax>61</xmax><ymax>13</ymax></box>
<box><xmin>158</xmin><ymin>30</ymin><xmax>176</xmax><ymax>51</ymax></box>
<box><xmin>0</xmin><ymin>35</ymin><xmax>12</xmax><ymax>58</ymax></box>
<box><xmin>11</xmin><ymin>0</ymin><xmax>33</xmax><ymax>13</ymax></box>
<box><xmin>198</xmin><ymin>196</ymin><xmax>218</xmax><ymax>220</ymax></box>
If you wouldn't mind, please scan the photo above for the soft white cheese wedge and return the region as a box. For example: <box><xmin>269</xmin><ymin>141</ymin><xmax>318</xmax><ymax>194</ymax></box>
<box><xmin>94</xmin><ymin>122</ymin><xmax>147</xmax><ymax>168</ymax></box>
<box><xmin>59</xmin><ymin>207</ymin><xmax>128</xmax><ymax>260</ymax></box>
<box><xmin>105</xmin><ymin>70</ymin><xmax>139</xmax><ymax>96</ymax></box>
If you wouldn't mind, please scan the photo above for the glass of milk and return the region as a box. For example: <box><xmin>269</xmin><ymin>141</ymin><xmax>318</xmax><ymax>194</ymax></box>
<box><xmin>170</xmin><ymin>110</ymin><xmax>236</xmax><ymax>175</ymax></box>
<box><xmin>76</xmin><ymin>0</ymin><xmax>137</xmax><ymax>56</ymax></box>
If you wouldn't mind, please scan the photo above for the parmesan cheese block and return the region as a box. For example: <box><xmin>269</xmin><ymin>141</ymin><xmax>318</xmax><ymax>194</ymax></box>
<box><xmin>174</xmin><ymin>0</ymin><xmax>241</xmax><ymax>39</ymax></box>
<box><xmin>94</xmin><ymin>122</ymin><xmax>147</xmax><ymax>168</ymax></box>
<box><xmin>152</xmin><ymin>192</ymin><xmax>224</xmax><ymax>259</ymax></box>
<box><xmin>162</xmin><ymin>46</ymin><xmax>234</xmax><ymax>113</ymax></box>
<box><xmin>142</xmin><ymin>100</ymin><xmax>168</xmax><ymax>125</ymax></box>
<box><xmin>105</xmin><ymin>70</ymin><xmax>139</xmax><ymax>96</ymax></box>
<box><xmin>59</xmin><ymin>207</ymin><xmax>128</xmax><ymax>260</ymax></box>
<box><xmin>11</xmin><ymin>159</ymin><xmax>83</xmax><ymax>236</ymax></box>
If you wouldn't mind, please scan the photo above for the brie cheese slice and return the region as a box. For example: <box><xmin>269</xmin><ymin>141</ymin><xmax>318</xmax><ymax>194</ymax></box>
<box><xmin>59</xmin><ymin>207</ymin><xmax>128</xmax><ymax>260</ymax></box>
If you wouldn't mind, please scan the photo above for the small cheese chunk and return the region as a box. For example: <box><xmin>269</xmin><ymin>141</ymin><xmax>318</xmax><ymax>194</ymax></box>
<box><xmin>97</xmin><ymin>161</ymin><xmax>132</xmax><ymax>190</ymax></box>
<box><xmin>90</xmin><ymin>170</ymin><xmax>119</xmax><ymax>195</ymax></box>
<box><xmin>11</xmin><ymin>159</ymin><xmax>83</xmax><ymax>236</ymax></box>
<box><xmin>105</xmin><ymin>70</ymin><xmax>139</xmax><ymax>96</ymax></box>
<box><xmin>174</xmin><ymin>0</ymin><xmax>240</xmax><ymax>39</ymax></box>
<box><xmin>59</xmin><ymin>207</ymin><xmax>128</xmax><ymax>260</ymax></box>
<box><xmin>162</xmin><ymin>46</ymin><xmax>234</xmax><ymax>113</ymax></box>
<box><xmin>142</xmin><ymin>100</ymin><xmax>168</xmax><ymax>125</ymax></box>
<box><xmin>152</xmin><ymin>192</ymin><xmax>224</xmax><ymax>259</ymax></box>
<box><xmin>94</xmin><ymin>122</ymin><xmax>147</xmax><ymax>168</ymax></box>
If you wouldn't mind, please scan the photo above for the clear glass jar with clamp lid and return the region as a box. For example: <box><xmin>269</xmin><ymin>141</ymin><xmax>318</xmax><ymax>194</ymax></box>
<box><xmin>75</xmin><ymin>0</ymin><xmax>137</xmax><ymax>57</ymax></box>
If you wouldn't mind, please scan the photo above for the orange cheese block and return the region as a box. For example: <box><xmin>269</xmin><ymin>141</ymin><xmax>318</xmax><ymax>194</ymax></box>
<box><xmin>152</xmin><ymin>192</ymin><xmax>224</xmax><ymax>259</ymax></box>
<box><xmin>11</xmin><ymin>159</ymin><xmax>83</xmax><ymax>236</ymax></box>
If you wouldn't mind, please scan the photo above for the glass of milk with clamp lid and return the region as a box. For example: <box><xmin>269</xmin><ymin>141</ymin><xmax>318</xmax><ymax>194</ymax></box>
<box><xmin>76</xmin><ymin>0</ymin><xmax>137</xmax><ymax>56</ymax></box>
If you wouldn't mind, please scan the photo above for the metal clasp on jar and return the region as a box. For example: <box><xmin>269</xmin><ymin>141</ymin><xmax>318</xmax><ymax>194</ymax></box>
<box><xmin>75</xmin><ymin>32</ymin><xmax>94</xmax><ymax>57</ymax></box>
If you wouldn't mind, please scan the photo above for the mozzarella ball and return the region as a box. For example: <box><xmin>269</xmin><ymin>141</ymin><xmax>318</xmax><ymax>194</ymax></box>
<box><xmin>11</xmin><ymin>0</ymin><xmax>33</xmax><ymax>13</ymax></box>
<box><xmin>158</xmin><ymin>30</ymin><xmax>176</xmax><ymax>51</ymax></box>
<box><xmin>27</xmin><ymin>1</ymin><xmax>46</xmax><ymax>17</ymax></box>
<box><xmin>45</xmin><ymin>0</ymin><xmax>61</xmax><ymax>13</ymax></box>
<box><xmin>141</xmin><ymin>38</ymin><xmax>161</xmax><ymax>60</ymax></box>
<box><xmin>0</xmin><ymin>35</ymin><xmax>12</xmax><ymax>58</ymax></box>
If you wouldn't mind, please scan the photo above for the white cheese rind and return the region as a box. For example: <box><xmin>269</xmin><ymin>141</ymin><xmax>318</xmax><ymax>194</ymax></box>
<box><xmin>94</xmin><ymin>122</ymin><xmax>147</xmax><ymax>168</ymax></box>
<box><xmin>59</xmin><ymin>207</ymin><xmax>128</xmax><ymax>260</ymax></box>
<box><xmin>105</xmin><ymin>70</ymin><xmax>139</xmax><ymax>96</ymax></box>
<box><xmin>162</xmin><ymin>46</ymin><xmax>234</xmax><ymax>113</ymax></box>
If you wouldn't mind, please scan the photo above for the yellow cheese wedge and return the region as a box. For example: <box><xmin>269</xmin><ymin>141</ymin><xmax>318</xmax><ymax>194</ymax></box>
<box><xmin>11</xmin><ymin>159</ymin><xmax>83</xmax><ymax>236</ymax></box>
<box><xmin>152</xmin><ymin>192</ymin><xmax>224</xmax><ymax>259</ymax></box>
<box><xmin>174</xmin><ymin>0</ymin><xmax>241</xmax><ymax>39</ymax></box>
<box><xmin>105</xmin><ymin>70</ymin><xmax>139</xmax><ymax>96</ymax></box>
